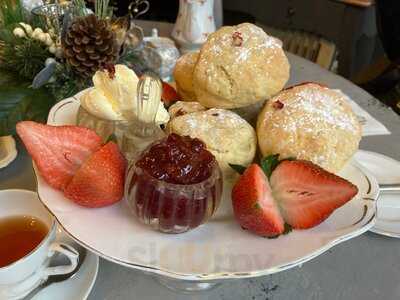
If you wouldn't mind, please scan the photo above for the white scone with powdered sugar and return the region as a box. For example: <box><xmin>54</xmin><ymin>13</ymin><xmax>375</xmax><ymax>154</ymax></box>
<box><xmin>193</xmin><ymin>23</ymin><xmax>290</xmax><ymax>109</ymax></box>
<box><xmin>257</xmin><ymin>82</ymin><xmax>362</xmax><ymax>173</ymax></box>
<box><xmin>168</xmin><ymin>101</ymin><xmax>206</xmax><ymax>119</ymax></box>
<box><xmin>167</xmin><ymin>108</ymin><xmax>257</xmax><ymax>180</ymax></box>
<box><xmin>173</xmin><ymin>51</ymin><xmax>199</xmax><ymax>101</ymax></box>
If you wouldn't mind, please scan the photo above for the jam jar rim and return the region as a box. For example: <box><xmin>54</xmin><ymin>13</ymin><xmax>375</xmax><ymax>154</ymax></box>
<box><xmin>128</xmin><ymin>159</ymin><xmax>223</xmax><ymax>190</ymax></box>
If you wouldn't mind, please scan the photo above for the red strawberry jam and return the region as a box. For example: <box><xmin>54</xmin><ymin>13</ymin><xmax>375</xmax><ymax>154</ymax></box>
<box><xmin>125</xmin><ymin>134</ymin><xmax>223</xmax><ymax>233</ymax></box>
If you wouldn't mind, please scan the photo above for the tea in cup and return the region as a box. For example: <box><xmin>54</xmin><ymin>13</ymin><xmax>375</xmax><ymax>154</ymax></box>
<box><xmin>0</xmin><ymin>189</ymin><xmax>79</xmax><ymax>300</ymax></box>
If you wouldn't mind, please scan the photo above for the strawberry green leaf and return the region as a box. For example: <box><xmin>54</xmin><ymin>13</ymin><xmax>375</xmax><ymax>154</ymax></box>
<box><xmin>106</xmin><ymin>133</ymin><xmax>118</xmax><ymax>144</ymax></box>
<box><xmin>229</xmin><ymin>163</ymin><xmax>246</xmax><ymax>175</ymax></box>
<box><xmin>282</xmin><ymin>157</ymin><xmax>296</xmax><ymax>162</ymax></box>
<box><xmin>282</xmin><ymin>223</ymin><xmax>293</xmax><ymax>235</ymax></box>
<box><xmin>266</xmin><ymin>224</ymin><xmax>293</xmax><ymax>239</ymax></box>
<box><xmin>267</xmin><ymin>234</ymin><xmax>280</xmax><ymax>239</ymax></box>
<box><xmin>253</xmin><ymin>202</ymin><xmax>261</xmax><ymax>210</ymax></box>
<box><xmin>260</xmin><ymin>154</ymin><xmax>280</xmax><ymax>178</ymax></box>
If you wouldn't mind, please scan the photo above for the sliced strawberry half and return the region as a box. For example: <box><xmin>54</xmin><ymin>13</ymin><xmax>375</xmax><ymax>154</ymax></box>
<box><xmin>270</xmin><ymin>160</ymin><xmax>358</xmax><ymax>229</ymax></box>
<box><xmin>161</xmin><ymin>81</ymin><xmax>181</xmax><ymax>107</ymax></box>
<box><xmin>64</xmin><ymin>142</ymin><xmax>127</xmax><ymax>208</ymax></box>
<box><xmin>232</xmin><ymin>164</ymin><xmax>285</xmax><ymax>237</ymax></box>
<box><xmin>16</xmin><ymin>121</ymin><xmax>102</xmax><ymax>190</ymax></box>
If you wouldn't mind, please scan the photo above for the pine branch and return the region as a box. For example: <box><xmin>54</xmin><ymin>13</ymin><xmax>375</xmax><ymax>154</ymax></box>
<box><xmin>1</xmin><ymin>39</ymin><xmax>49</xmax><ymax>80</ymax></box>
<box><xmin>72</xmin><ymin>0</ymin><xmax>87</xmax><ymax>17</ymax></box>
<box><xmin>46</xmin><ymin>64</ymin><xmax>91</xmax><ymax>101</ymax></box>
<box><xmin>95</xmin><ymin>0</ymin><xmax>112</xmax><ymax>19</ymax></box>
<box><xmin>0</xmin><ymin>0</ymin><xmax>26</xmax><ymax>29</ymax></box>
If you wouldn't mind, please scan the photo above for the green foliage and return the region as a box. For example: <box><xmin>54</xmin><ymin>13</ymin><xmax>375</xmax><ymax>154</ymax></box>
<box><xmin>1</xmin><ymin>37</ymin><xmax>49</xmax><ymax>80</ymax></box>
<box><xmin>72</xmin><ymin>0</ymin><xmax>87</xmax><ymax>17</ymax></box>
<box><xmin>30</xmin><ymin>13</ymin><xmax>47</xmax><ymax>29</ymax></box>
<box><xmin>0</xmin><ymin>0</ymin><xmax>26</xmax><ymax>29</ymax></box>
<box><xmin>0</xmin><ymin>27</ymin><xmax>14</xmax><ymax>45</ymax></box>
<box><xmin>95</xmin><ymin>0</ymin><xmax>112</xmax><ymax>19</ymax></box>
<box><xmin>46</xmin><ymin>64</ymin><xmax>91</xmax><ymax>102</ymax></box>
<box><xmin>0</xmin><ymin>1</ymin><xmax>95</xmax><ymax>136</ymax></box>
<box><xmin>0</xmin><ymin>70</ymin><xmax>22</xmax><ymax>86</ymax></box>
<box><xmin>0</xmin><ymin>70</ymin><xmax>55</xmax><ymax>136</ymax></box>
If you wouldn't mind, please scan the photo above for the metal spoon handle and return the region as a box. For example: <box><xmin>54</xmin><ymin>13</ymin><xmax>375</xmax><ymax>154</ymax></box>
<box><xmin>23</xmin><ymin>245</ymin><xmax>86</xmax><ymax>300</ymax></box>
<box><xmin>23</xmin><ymin>275</ymin><xmax>59</xmax><ymax>300</ymax></box>
<box><xmin>380</xmin><ymin>184</ymin><xmax>400</xmax><ymax>193</ymax></box>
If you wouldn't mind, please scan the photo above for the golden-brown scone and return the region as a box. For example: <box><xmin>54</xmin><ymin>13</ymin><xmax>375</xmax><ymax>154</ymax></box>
<box><xmin>193</xmin><ymin>23</ymin><xmax>290</xmax><ymax>109</ymax></box>
<box><xmin>173</xmin><ymin>51</ymin><xmax>199</xmax><ymax>101</ymax></box>
<box><xmin>168</xmin><ymin>101</ymin><xmax>206</xmax><ymax>119</ymax></box>
<box><xmin>167</xmin><ymin>108</ymin><xmax>257</xmax><ymax>181</ymax></box>
<box><xmin>257</xmin><ymin>82</ymin><xmax>362</xmax><ymax>173</ymax></box>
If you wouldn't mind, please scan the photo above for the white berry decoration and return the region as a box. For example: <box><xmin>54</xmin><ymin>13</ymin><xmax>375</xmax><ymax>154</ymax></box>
<box><xmin>55</xmin><ymin>47</ymin><xmax>63</xmax><ymax>58</ymax></box>
<box><xmin>38</xmin><ymin>32</ymin><xmax>47</xmax><ymax>43</ymax></box>
<box><xmin>13</xmin><ymin>27</ymin><xmax>26</xmax><ymax>38</ymax></box>
<box><xmin>32</xmin><ymin>28</ymin><xmax>44</xmax><ymax>39</ymax></box>
<box><xmin>49</xmin><ymin>45</ymin><xmax>56</xmax><ymax>54</ymax></box>
<box><xmin>44</xmin><ymin>33</ymin><xmax>53</xmax><ymax>46</ymax></box>
<box><xmin>19</xmin><ymin>23</ymin><xmax>33</xmax><ymax>36</ymax></box>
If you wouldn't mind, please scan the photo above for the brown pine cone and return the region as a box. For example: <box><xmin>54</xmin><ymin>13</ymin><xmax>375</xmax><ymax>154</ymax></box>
<box><xmin>62</xmin><ymin>14</ymin><xmax>119</xmax><ymax>78</ymax></box>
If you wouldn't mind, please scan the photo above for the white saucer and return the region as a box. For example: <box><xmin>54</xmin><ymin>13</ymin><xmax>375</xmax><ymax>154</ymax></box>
<box><xmin>31</xmin><ymin>227</ymin><xmax>99</xmax><ymax>300</ymax></box>
<box><xmin>354</xmin><ymin>150</ymin><xmax>400</xmax><ymax>238</ymax></box>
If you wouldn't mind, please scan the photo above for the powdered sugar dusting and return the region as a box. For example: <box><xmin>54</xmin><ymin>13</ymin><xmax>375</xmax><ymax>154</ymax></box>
<box><xmin>205</xmin><ymin>23</ymin><xmax>281</xmax><ymax>64</ymax></box>
<box><xmin>267</xmin><ymin>84</ymin><xmax>360</xmax><ymax>133</ymax></box>
<box><xmin>259</xmin><ymin>83</ymin><xmax>362</xmax><ymax>172</ymax></box>
<box><xmin>181</xmin><ymin>108</ymin><xmax>249</xmax><ymax>130</ymax></box>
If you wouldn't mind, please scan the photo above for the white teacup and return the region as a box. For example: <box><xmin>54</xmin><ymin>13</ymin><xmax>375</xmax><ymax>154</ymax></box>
<box><xmin>0</xmin><ymin>189</ymin><xmax>79</xmax><ymax>300</ymax></box>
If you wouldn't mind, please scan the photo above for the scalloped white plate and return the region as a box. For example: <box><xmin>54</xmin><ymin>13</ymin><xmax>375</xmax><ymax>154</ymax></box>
<box><xmin>34</xmin><ymin>98</ymin><xmax>378</xmax><ymax>281</ymax></box>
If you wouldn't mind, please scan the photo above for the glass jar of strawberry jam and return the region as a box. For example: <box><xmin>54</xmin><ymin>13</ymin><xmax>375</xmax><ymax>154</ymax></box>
<box><xmin>125</xmin><ymin>133</ymin><xmax>223</xmax><ymax>233</ymax></box>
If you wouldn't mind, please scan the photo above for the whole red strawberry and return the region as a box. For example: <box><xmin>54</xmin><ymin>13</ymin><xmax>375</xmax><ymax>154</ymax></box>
<box><xmin>64</xmin><ymin>142</ymin><xmax>126</xmax><ymax>208</ymax></box>
<box><xmin>232</xmin><ymin>164</ymin><xmax>285</xmax><ymax>237</ymax></box>
<box><xmin>16</xmin><ymin>121</ymin><xmax>102</xmax><ymax>190</ymax></box>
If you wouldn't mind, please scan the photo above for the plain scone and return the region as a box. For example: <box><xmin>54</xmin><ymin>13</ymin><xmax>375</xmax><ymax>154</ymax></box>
<box><xmin>167</xmin><ymin>108</ymin><xmax>257</xmax><ymax>180</ymax></box>
<box><xmin>193</xmin><ymin>23</ymin><xmax>290</xmax><ymax>109</ymax></box>
<box><xmin>173</xmin><ymin>51</ymin><xmax>199</xmax><ymax>101</ymax></box>
<box><xmin>257</xmin><ymin>83</ymin><xmax>362</xmax><ymax>173</ymax></box>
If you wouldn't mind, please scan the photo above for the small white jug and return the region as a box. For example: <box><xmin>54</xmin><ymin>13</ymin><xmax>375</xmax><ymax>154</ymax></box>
<box><xmin>172</xmin><ymin>0</ymin><xmax>216</xmax><ymax>53</ymax></box>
